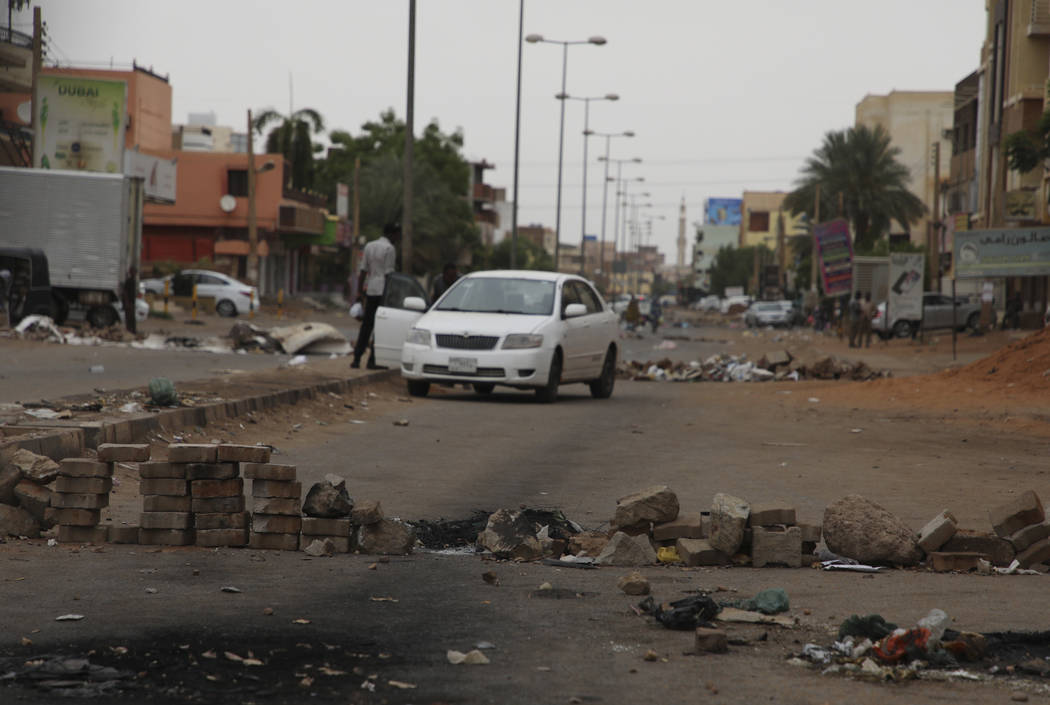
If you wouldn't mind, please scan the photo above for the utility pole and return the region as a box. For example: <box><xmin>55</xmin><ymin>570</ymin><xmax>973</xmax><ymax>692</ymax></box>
<box><xmin>810</xmin><ymin>184</ymin><xmax>820</xmax><ymax>293</ymax></box>
<box><xmin>931</xmin><ymin>141</ymin><xmax>941</xmax><ymax>293</ymax></box>
<box><xmin>29</xmin><ymin>6</ymin><xmax>40</xmax><ymax>165</ymax></box>
<box><xmin>247</xmin><ymin>108</ymin><xmax>259</xmax><ymax>287</ymax></box>
<box><xmin>350</xmin><ymin>156</ymin><xmax>360</xmax><ymax>297</ymax></box>
<box><xmin>401</xmin><ymin>0</ymin><xmax>415</xmax><ymax>274</ymax></box>
<box><xmin>510</xmin><ymin>0</ymin><xmax>524</xmax><ymax>269</ymax></box>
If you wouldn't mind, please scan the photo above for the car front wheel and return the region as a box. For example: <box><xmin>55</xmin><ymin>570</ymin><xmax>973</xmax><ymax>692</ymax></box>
<box><xmin>892</xmin><ymin>320</ymin><xmax>913</xmax><ymax>338</ymax></box>
<box><xmin>589</xmin><ymin>346</ymin><xmax>616</xmax><ymax>399</ymax></box>
<box><xmin>535</xmin><ymin>350</ymin><xmax>562</xmax><ymax>404</ymax></box>
<box><xmin>216</xmin><ymin>299</ymin><xmax>237</xmax><ymax>317</ymax></box>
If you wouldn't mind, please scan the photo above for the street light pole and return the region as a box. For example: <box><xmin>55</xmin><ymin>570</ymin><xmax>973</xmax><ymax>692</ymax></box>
<box><xmin>595</xmin><ymin>130</ymin><xmax>633</xmax><ymax>289</ymax></box>
<box><xmin>525</xmin><ymin>33</ymin><xmax>607</xmax><ymax>272</ymax></box>
<box><xmin>510</xmin><ymin>0</ymin><xmax>524</xmax><ymax>269</ymax></box>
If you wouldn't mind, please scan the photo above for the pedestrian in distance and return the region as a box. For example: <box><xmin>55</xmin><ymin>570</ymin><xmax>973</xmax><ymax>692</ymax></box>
<box><xmin>431</xmin><ymin>262</ymin><xmax>459</xmax><ymax>302</ymax></box>
<box><xmin>860</xmin><ymin>292</ymin><xmax>874</xmax><ymax>347</ymax></box>
<box><xmin>847</xmin><ymin>291</ymin><xmax>863</xmax><ymax>348</ymax></box>
<box><xmin>351</xmin><ymin>222</ymin><xmax>399</xmax><ymax>369</ymax></box>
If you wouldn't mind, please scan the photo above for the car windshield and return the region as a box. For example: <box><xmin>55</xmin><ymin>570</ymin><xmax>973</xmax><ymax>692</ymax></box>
<box><xmin>756</xmin><ymin>303</ymin><xmax>780</xmax><ymax>311</ymax></box>
<box><xmin>435</xmin><ymin>277</ymin><xmax>555</xmax><ymax>315</ymax></box>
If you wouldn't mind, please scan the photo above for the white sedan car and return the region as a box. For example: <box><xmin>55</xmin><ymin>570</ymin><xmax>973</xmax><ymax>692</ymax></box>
<box><xmin>141</xmin><ymin>269</ymin><xmax>258</xmax><ymax>317</ymax></box>
<box><xmin>372</xmin><ymin>270</ymin><xmax>619</xmax><ymax>402</ymax></box>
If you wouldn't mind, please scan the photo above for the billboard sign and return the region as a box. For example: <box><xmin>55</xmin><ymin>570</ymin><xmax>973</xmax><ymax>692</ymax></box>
<box><xmin>888</xmin><ymin>252</ymin><xmax>924</xmax><ymax>321</ymax></box>
<box><xmin>1004</xmin><ymin>189</ymin><xmax>1037</xmax><ymax>221</ymax></box>
<box><xmin>34</xmin><ymin>75</ymin><xmax>128</xmax><ymax>173</ymax></box>
<box><xmin>954</xmin><ymin>227</ymin><xmax>1050</xmax><ymax>278</ymax></box>
<box><xmin>705</xmin><ymin>198</ymin><xmax>742</xmax><ymax>226</ymax></box>
<box><xmin>124</xmin><ymin>149</ymin><xmax>176</xmax><ymax>204</ymax></box>
<box><xmin>813</xmin><ymin>219</ymin><xmax>854</xmax><ymax>296</ymax></box>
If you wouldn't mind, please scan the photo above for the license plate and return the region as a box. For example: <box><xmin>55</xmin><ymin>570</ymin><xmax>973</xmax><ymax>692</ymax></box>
<box><xmin>448</xmin><ymin>356</ymin><xmax>478</xmax><ymax>374</ymax></box>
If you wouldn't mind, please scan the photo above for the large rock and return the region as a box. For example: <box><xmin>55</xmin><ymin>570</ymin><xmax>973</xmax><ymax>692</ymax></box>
<box><xmin>823</xmin><ymin>494</ymin><xmax>923</xmax><ymax>566</ymax></box>
<box><xmin>595</xmin><ymin>531</ymin><xmax>657</xmax><ymax>566</ymax></box>
<box><xmin>0</xmin><ymin>465</ymin><xmax>21</xmax><ymax>505</ymax></box>
<box><xmin>476</xmin><ymin>509</ymin><xmax>542</xmax><ymax>560</ymax></box>
<box><xmin>14</xmin><ymin>480</ymin><xmax>51</xmax><ymax>525</ymax></box>
<box><xmin>301</xmin><ymin>480</ymin><xmax>353</xmax><ymax>518</ymax></box>
<box><xmin>709</xmin><ymin>493</ymin><xmax>750</xmax><ymax>556</ymax></box>
<box><xmin>356</xmin><ymin>519</ymin><xmax>415</xmax><ymax>555</ymax></box>
<box><xmin>0</xmin><ymin>504</ymin><xmax>40</xmax><ymax>537</ymax></box>
<box><xmin>8</xmin><ymin>449</ymin><xmax>59</xmax><ymax>485</ymax></box>
<box><xmin>610</xmin><ymin>485</ymin><xmax>679</xmax><ymax>532</ymax></box>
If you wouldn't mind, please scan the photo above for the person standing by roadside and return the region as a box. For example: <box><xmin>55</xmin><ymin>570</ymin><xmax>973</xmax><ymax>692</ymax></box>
<box><xmin>351</xmin><ymin>223</ymin><xmax>399</xmax><ymax>369</ymax></box>
<box><xmin>431</xmin><ymin>262</ymin><xmax>459</xmax><ymax>302</ymax></box>
<box><xmin>860</xmin><ymin>292</ymin><xmax>874</xmax><ymax>347</ymax></box>
<box><xmin>847</xmin><ymin>291</ymin><xmax>863</xmax><ymax>348</ymax></box>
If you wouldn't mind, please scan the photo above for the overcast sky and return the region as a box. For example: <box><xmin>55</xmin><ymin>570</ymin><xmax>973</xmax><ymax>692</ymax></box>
<box><xmin>26</xmin><ymin>1</ymin><xmax>986</xmax><ymax>259</ymax></box>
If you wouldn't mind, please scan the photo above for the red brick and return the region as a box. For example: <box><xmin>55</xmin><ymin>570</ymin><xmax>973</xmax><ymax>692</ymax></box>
<box><xmin>58</xmin><ymin>459</ymin><xmax>112</xmax><ymax>478</ymax></box>
<box><xmin>96</xmin><ymin>443</ymin><xmax>151</xmax><ymax>463</ymax></box>
<box><xmin>218</xmin><ymin>445</ymin><xmax>271</xmax><ymax>464</ymax></box>
<box><xmin>243</xmin><ymin>464</ymin><xmax>297</xmax><ymax>481</ymax></box>
<box><xmin>55</xmin><ymin>476</ymin><xmax>112</xmax><ymax>494</ymax></box>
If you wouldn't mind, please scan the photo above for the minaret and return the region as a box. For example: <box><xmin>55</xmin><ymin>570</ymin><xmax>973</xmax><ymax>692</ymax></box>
<box><xmin>676</xmin><ymin>196</ymin><xmax>687</xmax><ymax>268</ymax></box>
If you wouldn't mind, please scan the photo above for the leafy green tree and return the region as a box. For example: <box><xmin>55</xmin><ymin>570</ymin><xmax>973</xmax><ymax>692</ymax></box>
<box><xmin>783</xmin><ymin>124</ymin><xmax>926</xmax><ymax>253</ymax></box>
<box><xmin>1004</xmin><ymin>109</ymin><xmax>1050</xmax><ymax>173</ymax></box>
<box><xmin>317</xmin><ymin>110</ymin><xmax>479</xmax><ymax>277</ymax></box>
<box><xmin>709</xmin><ymin>244</ymin><xmax>766</xmax><ymax>297</ymax></box>
<box><xmin>252</xmin><ymin>108</ymin><xmax>325</xmax><ymax>191</ymax></box>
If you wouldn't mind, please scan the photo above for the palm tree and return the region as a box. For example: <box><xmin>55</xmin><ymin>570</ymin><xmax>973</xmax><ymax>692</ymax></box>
<box><xmin>783</xmin><ymin>124</ymin><xmax>926</xmax><ymax>253</ymax></box>
<box><xmin>252</xmin><ymin>108</ymin><xmax>325</xmax><ymax>191</ymax></box>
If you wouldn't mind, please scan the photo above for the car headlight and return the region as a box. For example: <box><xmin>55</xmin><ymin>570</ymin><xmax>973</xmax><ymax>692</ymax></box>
<box><xmin>502</xmin><ymin>333</ymin><xmax>543</xmax><ymax>349</ymax></box>
<box><xmin>406</xmin><ymin>328</ymin><xmax>431</xmax><ymax>346</ymax></box>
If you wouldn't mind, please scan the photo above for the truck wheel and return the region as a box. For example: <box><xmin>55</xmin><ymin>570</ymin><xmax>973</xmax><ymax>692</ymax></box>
<box><xmin>891</xmin><ymin>320</ymin><xmax>913</xmax><ymax>338</ymax></box>
<box><xmin>51</xmin><ymin>292</ymin><xmax>69</xmax><ymax>325</ymax></box>
<box><xmin>86</xmin><ymin>305</ymin><xmax>117</xmax><ymax>329</ymax></box>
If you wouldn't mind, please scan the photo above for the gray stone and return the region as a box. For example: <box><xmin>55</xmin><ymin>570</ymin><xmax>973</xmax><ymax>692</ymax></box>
<box><xmin>709</xmin><ymin>493</ymin><xmax>750</xmax><ymax>556</ymax></box>
<box><xmin>942</xmin><ymin>530</ymin><xmax>1016</xmax><ymax>566</ymax></box>
<box><xmin>748</xmin><ymin>504</ymin><xmax>797</xmax><ymax>527</ymax></box>
<box><xmin>822</xmin><ymin>494</ymin><xmax>923</xmax><ymax>566</ymax></box>
<box><xmin>610</xmin><ymin>485</ymin><xmax>679</xmax><ymax>532</ymax></box>
<box><xmin>0</xmin><ymin>465</ymin><xmax>21</xmax><ymax>505</ymax></box>
<box><xmin>594</xmin><ymin>531</ymin><xmax>657</xmax><ymax>566</ymax></box>
<box><xmin>476</xmin><ymin>509</ymin><xmax>542</xmax><ymax>560</ymax></box>
<box><xmin>301</xmin><ymin>480</ymin><xmax>353</xmax><ymax>518</ymax></box>
<box><xmin>616</xmin><ymin>571</ymin><xmax>651</xmax><ymax>595</ymax></box>
<box><xmin>989</xmin><ymin>490</ymin><xmax>1045</xmax><ymax>538</ymax></box>
<box><xmin>356</xmin><ymin>519</ymin><xmax>415</xmax><ymax>555</ymax></box>
<box><xmin>653</xmin><ymin>513</ymin><xmax>704</xmax><ymax>541</ymax></box>
<box><xmin>0</xmin><ymin>504</ymin><xmax>40</xmax><ymax>537</ymax></box>
<box><xmin>14</xmin><ymin>480</ymin><xmax>51</xmax><ymax>525</ymax></box>
<box><xmin>751</xmin><ymin>526</ymin><xmax>802</xmax><ymax>568</ymax></box>
<box><xmin>1009</xmin><ymin>521</ymin><xmax>1050</xmax><ymax>553</ymax></box>
<box><xmin>349</xmin><ymin>499</ymin><xmax>384</xmax><ymax>525</ymax></box>
<box><xmin>917</xmin><ymin>510</ymin><xmax>957</xmax><ymax>554</ymax></box>
<box><xmin>303</xmin><ymin>538</ymin><xmax>335</xmax><ymax>557</ymax></box>
<box><xmin>676</xmin><ymin>538</ymin><xmax>728</xmax><ymax>566</ymax></box>
<box><xmin>9</xmin><ymin>448</ymin><xmax>59</xmax><ymax>485</ymax></box>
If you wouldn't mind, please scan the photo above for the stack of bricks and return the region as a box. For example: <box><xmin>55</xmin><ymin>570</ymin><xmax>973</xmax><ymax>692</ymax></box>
<box><xmin>244</xmin><ymin>462</ymin><xmax>302</xmax><ymax>550</ymax></box>
<box><xmin>50</xmin><ymin>455</ymin><xmax>119</xmax><ymax>543</ymax></box>
<box><xmin>747</xmin><ymin>503</ymin><xmax>815</xmax><ymax>569</ymax></box>
<box><xmin>192</xmin><ymin>444</ymin><xmax>271</xmax><ymax>547</ymax></box>
<box><xmin>989</xmin><ymin>490</ymin><xmax>1050</xmax><ymax>569</ymax></box>
<box><xmin>138</xmin><ymin>444</ymin><xmax>201</xmax><ymax>546</ymax></box>
<box><xmin>301</xmin><ymin>514</ymin><xmax>352</xmax><ymax>554</ymax></box>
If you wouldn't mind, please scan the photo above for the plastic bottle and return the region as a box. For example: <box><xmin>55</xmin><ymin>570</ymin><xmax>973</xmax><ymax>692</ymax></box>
<box><xmin>918</xmin><ymin>608</ymin><xmax>949</xmax><ymax>644</ymax></box>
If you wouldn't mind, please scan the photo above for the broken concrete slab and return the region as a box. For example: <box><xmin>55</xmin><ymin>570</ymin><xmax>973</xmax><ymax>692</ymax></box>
<box><xmin>476</xmin><ymin>509</ymin><xmax>542</xmax><ymax>561</ymax></box>
<box><xmin>349</xmin><ymin>499</ymin><xmax>383</xmax><ymax>526</ymax></box>
<box><xmin>303</xmin><ymin>538</ymin><xmax>336</xmax><ymax>557</ymax></box>
<box><xmin>356</xmin><ymin>518</ymin><xmax>415</xmax><ymax>555</ymax></box>
<box><xmin>709</xmin><ymin>493</ymin><xmax>750</xmax><ymax>556</ymax></box>
<box><xmin>595</xmin><ymin>531</ymin><xmax>657</xmax><ymax>566</ymax></box>
<box><xmin>917</xmin><ymin>510</ymin><xmax>957</xmax><ymax>554</ymax></box>
<box><xmin>675</xmin><ymin>538</ymin><xmax>728</xmax><ymax>567</ymax></box>
<box><xmin>822</xmin><ymin>494</ymin><xmax>923</xmax><ymax>566</ymax></box>
<box><xmin>1009</xmin><ymin>521</ymin><xmax>1050</xmax><ymax>553</ymax></box>
<box><xmin>653</xmin><ymin>513</ymin><xmax>704</xmax><ymax>541</ymax></box>
<box><xmin>0</xmin><ymin>464</ymin><xmax>21</xmax><ymax>505</ymax></box>
<box><xmin>941</xmin><ymin>530</ymin><xmax>1016</xmax><ymax>567</ymax></box>
<box><xmin>610</xmin><ymin>485</ymin><xmax>679</xmax><ymax>533</ymax></box>
<box><xmin>751</xmin><ymin>526</ymin><xmax>802</xmax><ymax>568</ymax></box>
<box><xmin>58</xmin><ymin>458</ymin><xmax>113</xmax><ymax>478</ymax></box>
<box><xmin>8</xmin><ymin>448</ymin><xmax>59</xmax><ymax>484</ymax></box>
<box><xmin>989</xmin><ymin>490</ymin><xmax>1045</xmax><ymax>539</ymax></box>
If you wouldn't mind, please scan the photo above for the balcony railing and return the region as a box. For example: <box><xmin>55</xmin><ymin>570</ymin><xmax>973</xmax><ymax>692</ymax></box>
<box><xmin>1030</xmin><ymin>0</ymin><xmax>1050</xmax><ymax>36</ymax></box>
<box><xmin>0</xmin><ymin>26</ymin><xmax>32</xmax><ymax>49</ymax></box>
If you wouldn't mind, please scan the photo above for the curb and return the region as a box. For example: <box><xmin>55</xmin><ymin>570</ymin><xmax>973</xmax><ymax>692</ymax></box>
<box><xmin>2</xmin><ymin>368</ymin><xmax>399</xmax><ymax>459</ymax></box>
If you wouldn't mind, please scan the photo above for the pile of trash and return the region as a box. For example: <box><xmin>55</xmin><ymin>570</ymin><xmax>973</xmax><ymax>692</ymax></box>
<box><xmin>228</xmin><ymin>321</ymin><xmax>350</xmax><ymax>355</ymax></box>
<box><xmin>619</xmin><ymin>352</ymin><xmax>889</xmax><ymax>383</ymax></box>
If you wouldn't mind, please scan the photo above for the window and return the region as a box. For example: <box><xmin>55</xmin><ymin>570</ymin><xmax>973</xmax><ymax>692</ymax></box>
<box><xmin>748</xmin><ymin>211</ymin><xmax>769</xmax><ymax>232</ymax></box>
<box><xmin>574</xmin><ymin>281</ymin><xmax>603</xmax><ymax>313</ymax></box>
<box><xmin>227</xmin><ymin>169</ymin><xmax>248</xmax><ymax>197</ymax></box>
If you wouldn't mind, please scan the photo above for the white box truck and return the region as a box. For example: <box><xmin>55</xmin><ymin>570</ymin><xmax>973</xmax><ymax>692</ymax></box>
<box><xmin>0</xmin><ymin>167</ymin><xmax>142</xmax><ymax>327</ymax></box>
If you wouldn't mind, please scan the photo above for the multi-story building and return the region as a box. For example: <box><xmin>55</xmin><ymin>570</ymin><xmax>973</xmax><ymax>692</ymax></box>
<box><xmin>0</xmin><ymin>23</ymin><xmax>33</xmax><ymax>166</ymax></box>
<box><xmin>694</xmin><ymin>197</ymin><xmax>743</xmax><ymax>292</ymax></box>
<box><xmin>469</xmin><ymin>160</ymin><xmax>500</xmax><ymax>247</ymax></box>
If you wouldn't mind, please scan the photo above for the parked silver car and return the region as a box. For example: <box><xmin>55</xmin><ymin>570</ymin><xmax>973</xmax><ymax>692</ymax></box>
<box><xmin>744</xmin><ymin>301</ymin><xmax>789</xmax><ymax>327</ymax></box>
<box><xmin>873</xmin><ymin>293</ymin><xmax>982</xmax><ymax>338</ymax></box>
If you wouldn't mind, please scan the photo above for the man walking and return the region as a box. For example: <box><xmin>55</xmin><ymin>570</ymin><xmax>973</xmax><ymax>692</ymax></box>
<box><xmin>860</xmin><ymin>292</ymin><xmax>874</xmax><ymax>347</ymax></box>
<box><xmin>351</xmin><ymin>223</ymin><xmax>399</xmax><ymax>369</ymax></box>
<box><xmin>847</xmin><ymin>291</ymin><xmax>863</xmax><ymax>348</ymax></box>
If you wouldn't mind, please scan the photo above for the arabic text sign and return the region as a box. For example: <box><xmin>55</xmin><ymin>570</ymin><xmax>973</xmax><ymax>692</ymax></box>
<box><xmin>813</xmin><ymin>219</ymin><xmax>853</xmax><ymax>296</ymax></box>
<box><xmin>954</xmin><ymin>227</ymin><xmax>1050</xmax><ymax>278</ymax></box>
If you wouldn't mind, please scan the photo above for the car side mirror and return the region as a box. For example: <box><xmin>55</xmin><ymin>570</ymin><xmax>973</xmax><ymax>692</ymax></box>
<box><xmin>564</xmin><ymin>303</ymin><xmax>587</xmax><ymax>318</ymax></box>
<box><xmin>404</xmin><ymin>296</ymin><xmax>426</xmax><ymax>312</ymax></box>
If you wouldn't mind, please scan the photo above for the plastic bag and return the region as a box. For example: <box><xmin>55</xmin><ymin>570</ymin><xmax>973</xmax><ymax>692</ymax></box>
<box><xmin>349</xmin><ymin>302</ymin><xmax>363</xmax><ymax>320</ymax></box>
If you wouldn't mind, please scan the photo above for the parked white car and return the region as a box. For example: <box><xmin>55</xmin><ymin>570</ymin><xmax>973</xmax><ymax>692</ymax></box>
<box><xmin>744</xmin><ymin>301</ymin><xmax>789</xmax><ymax>327</ymax></box>
<box><xmin>373</xmin><ymin>270</ymin><xmax>620</xmax><ymax>402</ymax></box>
<box><xmin>142</xmin><ymin>269</ymin><xmax>258</xmax><ymax>317</ymax></box>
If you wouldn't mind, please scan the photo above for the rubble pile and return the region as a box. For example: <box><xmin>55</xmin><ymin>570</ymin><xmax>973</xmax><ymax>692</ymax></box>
<box><xmin>0</xmin><ymin>448</ymin><xmax>58</xmax><ymax>538</ymax></box>
<box><xmin>619</xmin><ymin>352</ymin><xmax>889</xmax><ymax>383</ymax></box>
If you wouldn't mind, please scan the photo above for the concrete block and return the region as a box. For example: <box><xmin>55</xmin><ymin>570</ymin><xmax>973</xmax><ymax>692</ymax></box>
<box><xmin>96</xmin><ymin>444</ymin><xmax>151</xmax><ymax>463</ymax></box>
<box><xmin>249</xmin><ymin>532</ymin><xmax>299</xmax><ymax>551</ymax></box>
<box><xmin>55</xmin><ymin>476</ymin><xmax>112</xmax><ymax>495</ymax></box>
<box><xmin>191</xmin><ymin>496</ymin><xmax>246</xmax><ymax>513</ymax></box>
<box><xmin>57</xmin><ymin>525</ymin><xmax>108</xmax><ymax>543</ymax></box>
<box><xmin>140</xmin><ymin>478</ymin><xmax>188</xmax><ymax>496</ymax></box>
<box><xmin>748</xmin><ymin>504</ymin><xmax>797</xmax><ymax>527</ymax></box>
<box><xmin>675</xmin><ymin>538</ymin><xmax>728</xmax><ymax>566</ymax></box>
<box><xmin>138</xmin><ymin>462</ymin><xmax>187</xmax><ymax>479</ymax></box>
<box><xmin>107</xmin><ymin>525</ymin><xmax>139</xmax><ymax>544</ymax></box>
<box><xmin>138</xmin><ymin>528</ymin><xmax>195</xmax><ymax>546</ymax></box>
<box><xmin>186</xmin><ymin>463</ymin><xmax>239</xmax><ymax>481</ymax></box>
<box><xmin>191</xmin><ymin>478</ymin><xmax>243</xmax><ymax>498</ymax></box>
<box><xmin>252</xmin><ymin>514</ymin><xmax>302</xmax><ymax>534</ymax></box>
<box><xmin>243</xmin><ymin>464</ymin><xmax>297</xmax><ymax>481</ymax></box>
<box><xmin>14</xmin><ymin>480</ymin><xmax>50</xmax><ymax>520</ymax></box>
<box><xmin>45</xmin><ymin>507</ymin><xmax>100</xmax><ymax>527</ymax></box>
<box><xmin>942</xmin><ymin>531</ymin><xmax>1015</xmax><ymax>566</ymax></box>
<box><xmin>143</xmin><ymin>495</ymin><xmax>192</xmax><ymax>512</ymax></box>
<box><xmin>653</xmin><ymin>513</ymin><xmax>704</xmax><ymax>541</ymax></box>
<box><xmin>196</xmin><ymin>528</ymin><xmax>249</xmax><ymax>547</ymax></box>
<box><xmin>301</xmin><ymin>517</ymin><xmax>351</xmax><ymax>537</ymax></box>
<box><xmin>51</xmin><ymin>492</ymin><xmax>108</xmax><ymax>509</ymax></box>
<box><xmin>58</xmin><ymin>458</ymin><xmax>112</xmax><ymax>478</ymax></box>
<box><xmin>751</xmin><ymin>526</ymin><xmax>803</xmax><ymax>568</ymax></box>
<box><xmin>798</xmin><ymin>523</ymin><xmax>822</xmax><ymax>543</ymax></box>
<box><xmin>218</xmin><ymin>444</ymin><xmax>271</xmax><ymax>464</ymax></box>
<box><xmin>1017</xmin><ymin>538</ymin><xmax>1050</xmax><ymax>569</ymax></box>
<box><xmin>1009</xmin><ymin>521</ymin><xmax>1050</xmax><ymax>552</ymax></box>
<box><xmin>989</xmin><ymin>490</ymin><xmax>1045</xmax><ymax>538</ymax></box>
<box><xmin>251</xmin><ymin>497</ymin><xmax>300</xmax><ymax>516</ymax></box>
<box><xmin>139</xmin><ymin>512</ymin><xmax>193</xmax><ymax>530</ymax></box>
<box><xmin>349</xmin><ymin>500</ymin><xmax>384</xmax><ymax>526</ymax></box>
<box><xmin>251</xmin><ymin>480</ymin><xmax>301</xmax><ymax>499</ymax></box>
<box><xmin>195</xmin><ymin>512</ymin><xmax>249</xmax><ymax>530</ymax></box>
<box><xmin>928</xmin><ymin>552</ymin><xmax>985</xmax><ymax>572</ymax></box>
<box><xmin>917</xmin><ymin>510</ymin><xmax>957</xmax><ymax>554</ymax></box>
<box><xmin>167</xmin><ymin>443</ymin><xmax>217</xmax><ymax>463</ymax></box>
<box><xmin>694</xmin><ymin>627</ymin><xmax>728</xmax><ymax>653</ymax></box>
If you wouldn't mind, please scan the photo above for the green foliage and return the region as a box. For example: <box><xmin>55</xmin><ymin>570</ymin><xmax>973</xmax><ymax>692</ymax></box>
<box><xmin>317</xmin><ymin>110</ymin><xmax>479</xmax><ymax>278</ymax></box>
<box><xmin>253</xmin><ymin>108</ymin><xmax>325</xmax><ymax>191</ymax></box>
<box><xmin>479</xmin><ymin>236</ymin><xmax>554</xmax><ymax>271</ymax></box>
<box><xmin>1003</xmin><ymin>112</ymin><xmax>1050</xmax><ymax>174</ymax></box>
<box><xmin>783</xmin><ymin>124</ymin><xmax>926</xmax><ymax>253</ymax></box>
<box><xmin>709</xmin><ymin>245</ymin><xmax>765</xmax><ymax>297</ymax></box>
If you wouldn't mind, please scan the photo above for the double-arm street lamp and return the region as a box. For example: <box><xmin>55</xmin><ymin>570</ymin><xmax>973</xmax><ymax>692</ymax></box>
<box><xmin>558</xmin><ymin>93</ymin><xmax>619</xmax><ymax>276</ymax></box>
<box><xmin>525</xmin><ymin>33</ymin><xmax>607</xmax><ymax>271</ymax></box>
<box><xmin>604</xmin><ymin>162</ymin><xmax>642</xmax><ymax>293</ymax></box>
<box><xmin>591</xmin><ymin>131</ymin><xmax>634</xmax><ymax>285</ymax></box>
